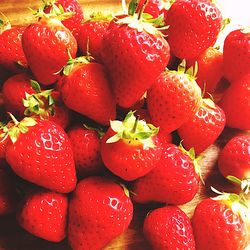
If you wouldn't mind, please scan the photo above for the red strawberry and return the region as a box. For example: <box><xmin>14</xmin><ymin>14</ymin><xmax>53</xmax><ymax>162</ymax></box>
<box><xmin>68</xmin><ymin>176</ymin><xmax>133</xmax><ymax>250</ymax></box>
<box><xmin>22</xmin><ymin>13</ymin><xmax>77</xmax><ymax>85</ymax></box>
<box><xmin>218</xmin><ymin>135</ymin><xmax>250</xmax><ymax>189</ymax></box>
<box><xmin>0</xmin><ymin>18</ymin><xmax>27</xmax><ymax>73</ymax></box>
<box><xmin>2</xmin><ymin>73</ymin><xmax>36</xmax><ymax>117</ymax></box>
<box><xmin>143</xmin><ymin>206</ymin><xmax>196</xmax><ymax>250</ymax></box>
<box><xmin>23</xmin><ymin>81</ymin><xmax>71</xmax><ymax>129</ymax></box>
<box><xmin>187</xmin><ymin>47</ymin><xmax>223</xmax><ymax>94</ymax></box>
<box><xmin>44</xmin><ymin>0</ymin><xmax>84</xmax><ymax>40</ymax></box>
<box><xmin>101</xmin><ymin>7</ymin><xmax>170</xmax><ymax>108</ymax></box>
<box><xmin>60</xmin><ymin>56</ymin><xmax>116</xmax><ymax>126</ymax></box>
<box><xmin>0</xmin><ymin>166</ymin><xmax>17</xmax><ymax>215</ymax></box>
<box><xmin>165</xmin><ymin>0</ymin><xmax>222</xmax><ymax>59</ymax></box>
<box><xmin>17</xmin><ymin>190</ymin><xmax>68</xmax><ymax>242</ymax></box>
<box><xmin>178</xmin><ymin>98</ymin><xmax>226</xmax><ymax>154</ymax></box>
<box><xmin>5</xmin><ymin>116</ymin><xmax>76</xmax><ymax>193</ymax></box>
<box><xmin>78</xmin><ymin>13</ymin><xmax>111</xmax><ymax>62</ymax></box>
<box><xmin>192</xmin><ymin>193</ymin><xmax>250</xmax><ymax>250</ymax></box>
<box><xmin>147</xmin><ymin>62</ymin><xmax>202</xmax><ymax>133</ymax></box>
<box><xmin>101</xmin><ymin>111</ymin><xmax>162</xmax><ymax>181</ymax></box>
<box><xmin>132</xmin><ymin>144</ymin><xmax>200</xmax><ymax>205</ymax></box>
<box><xmin>223</xmin><ymin>28</ymin><xmax>250</xmax><ymax>83</ymax></box>
<box><xmin>136</xmin><ymin>0</ymin><xmax>171</xmax><ymax>18</ymax></box>
<box><xmin>67</xmin><ymin>125</ymin><xmax>104</xmax><ymax>178</ymax></box>
<box><xmin>219</xmin><ymin>74</ymin><xmax>250</xmax><ymax>130</ymax></box>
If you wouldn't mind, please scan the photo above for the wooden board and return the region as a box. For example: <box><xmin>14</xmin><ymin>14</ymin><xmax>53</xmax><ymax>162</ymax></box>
<box><xmin>0</xmin><ymin>1</ymin><xmax>249</xmax><ymax>249</ymax></box>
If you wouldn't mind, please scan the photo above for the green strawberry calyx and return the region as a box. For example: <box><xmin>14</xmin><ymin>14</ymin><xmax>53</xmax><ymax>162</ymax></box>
<box><xmin>0</xmin><ymin>113</ymin><xmax>37</xmax><ymax>144</ymax></box>
<box><xmin>227</xmin><ymin>175</ymin><xmax>250</xmax><ymax>195</ymax></box>
<box><xmin>159</xmin><ymin>0</ymin><xmax>175</xmax><ymax>11</ymax></box>
<box><xmin>179</xmin><ymin>144</ymin><xmax>204</xmax><ymax>184</ymax></box>
<box><xmin>106</xmin><ymin>111</ymin><xmax>159</xmax><ymax>149</ymax></box>
<box><xmin>22</xmin><ymin>80</ymin><xmax>55</xmax><ymax>119</ymax></box>
<box><xmin>118</xmin><ymin>0</ymin><xmax>167</xmax><ymax>36</ymax></box>
<box><xmin>32</xmin><ymin>1</ymin><xmax>73</xmax><ymax>21</ymax></box>
<box><xmin>0</xmin><ymin>13</ymin><xmax>11</xmax><ymax>34</ymax></box>
<box><xmin>84</xmin><ymin>12</ymin><xmax>113</xmax><ymax>23</ymax></box>
<box><xmin>176</xmin><ymin>59</ymin><xmax>198</xmax><ymax>81</ymax></box>
<box><xmin>63</xmin><ymin>51</ymin><xmax>94</xmax><ymax>76</ymax></box>
<box><xmin>211</xmin><ymin>187</ymin><xmax>250</xmax><ymax>223</ymax></box>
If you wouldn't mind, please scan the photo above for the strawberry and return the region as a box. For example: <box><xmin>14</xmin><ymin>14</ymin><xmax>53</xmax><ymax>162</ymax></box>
<box><xmin>218</xmin><ymin>135</ymin><xmax>250</xmax><ymax>192</ymax></box>
<box><xmin>68</xmin><ymin>176</ymin><xmax>133</xmax><ymax>250</ymax></box>
<box><xmin>101</xmin><ymin>4</ymin><xmax>170</xmax><ymax>108</ymax></box>
<box><xmin>187</xmin><ymin>47</ymin><xmax>223</xmax><ymax>94</ymax></box>
<box><xmin>136</xmin><ymin>0</ymin><xmax>171</xmax><ymax>18</ymax></box>
<box><xmin>23</xmin><ymin>80</ymin><xmax>72</xmax><ymax>129</ymax></box>
<box><xmin>0</xmin><ymin>166</ymin><xmax>17</xmax><ymax>215</ymax></box>
<box><xmin>143</xmin><ymin>206</ymin><xmax>196</xmax><ymax>250</ymax></box>
<box><xmin>67</xmin><ymin>124</ymin><xmax>104</xmax><ymax>178</ymax></box>
<box><xmin>5</xmin><ymin>116</ymin><xmax>76</xmax><ymax>193</ymax></box>
<box><xmin>101</xmin><ymin>111</ymin><xmax>161</xmax><ymax>181</ymax></box>
<box><xmin>223</xmin><ymin>28</ymin><xmax>250</xmax><ymax>83</ymax></box>
<box><xmin>147</xmin><ymin>61</ymin><xmax>202</xmax><ymax>133</ymax></box>
<box><xmin>44</xmin><ymin>0</ymin><xmax>84</xmax><ymax>40</ymax></box>
<box><xmin>219</xmin><ymin>74</ymin><xmax>250</xmax><ymax>130</ymax></box>
<box><xmin>2</xmin><ymin>73</ymin><xmax>36</xmax><ymax>118</ymax></box>
<box><xmin>78</xmin><ymin>13</ymin><xmax>112</xmax><ymax>62</ymax></box>
<box><xmin>165</xmin><ymin>0</ymin><xmax>222</xmax><ymax>59</ymax></box>
<box><xmin>192</xmin><ymin>192</ymin><xmax>250</xmax><ymax>250</ymax></box>
<box><xmin>60</xmin><ymin>56</ymin><xmax>116</xmax><ymax>126</ymax></box>
<box><xmin>17</xmin><ymin>190</ymin><xmax>68</xmax><ymax>242</ymax></box>
<box><xmin>0</xmin><ymin>17</ymin><xmax>27</xmax><ymax>73</ymax></box>
<box><xmin>132</xmin><ymin>144</ymin><xmax>200</xmax><ymax>205</ymax></box>
<box><xmin>22</xmin><ymin>12</ymin><xmax>77</xmax><ymax>85</ymax></box>
<box><xmin>178</xmin><ymin>98</ymin><xmax>226</xmax><ymax>154</ymax></box>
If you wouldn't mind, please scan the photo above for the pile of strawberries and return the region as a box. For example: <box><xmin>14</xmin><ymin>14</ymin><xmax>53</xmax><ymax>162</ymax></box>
<box><xmin>0</xmin><ymin>0</ymin><xmax>249</xmax><ymax>249</ymax></box>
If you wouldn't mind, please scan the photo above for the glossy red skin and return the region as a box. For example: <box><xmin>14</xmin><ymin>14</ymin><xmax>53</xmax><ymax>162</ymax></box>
<box><xmin>78</xmin><ymin>20</ymin><xmax>110</xmax><ymax>62</ymax></box>
<box><xmin>219</xmin><ymin>74</ymin><xmax>250</xmax><ymax>130</ymax></box>
<box><xmin>101</xmin><ymin>20</ymin><xmax>170</xmax><ymax>108</ymax></box>
<box><xmin>223</xmin><ymin>29</ymin><xmax>250</xmax><ymax>83</ymax></box>
<box><xmin>6</xmin><ymin>119</ymin><xmax>76</xmax><ymax>193</ymax></box>
<box><xmin>60</xmin><ymin>62</ymin><xmax>116</xmax><ymax>126</ymax></box>
<box><xmin>132</xmin><ymin>143</ymin><xmax>200</xmax><ymax>205</ymax></box>
<box><xmin>144</xmin><ymin>206</ymin><xmax>196</xmax><ymax>250</ymax></box>
<box><xmin>101</xmin><ymin>128</ymin><xmax>162</xmax><ymax>181</ymax></box>
<box><xmin>0</xmin><ymin>26</ymin><xmax>28</xmax><ymax>73</ymax></box>
<box><xmin>178</xmin><ymin>102</ymin><xmax>225</xmax><ymax>154</ymax></box>
<box><xmin>0</xmin><ymin>167</ymin><xmax>17</xmax><ymax>215</ymax></box>
<box><xmin>44</xmin><ymin>0</ymin><xmax>84</xmax><ymax>40</ymax></box>
<box><xmin>22</xmin><ymin>18</ymin><xmax>77</xmax><ymax>85</ymax></box>
<box><xmin>218</xmin><ymin>135</ymin><xmax>250</xmax><ymax>180</ymax></box>
<box><xmin>136</xmin><ymin>0</ymin><xmax>168</xmax><ymax>18</ymax></box>
<box><xmin>192</xmin><ymin>198</ymin><xmax>249</xmax><ymax>250</ymax></box>
<box><xmin>68</xmin><ymin>176</ymin><xmax>133</xmax><ymax>250</ymax></box>
<box><xmin>187</xmin><ymin>47</ymin><xmax>223</xmax><ymax>93</ymax></box>
<box><xmin>165</xmin><ymin>0</ymin><xmax>222</xmax><ymax>59</ymax></box>
<box><xmin>2</xmin><ymin>73</ymin><xmax>36</xmax><ymax>117</ymax></box>
<box><xmin>147</xmin><ymin>70</ymin><xmax>202</xmax><ymax>133</ymax></box>
<box><xmin>67</xmin><ymin>125</ymin><xmax>104</xmax><ymax>178</ymax></box>
<box><xmin>17</xmin><ymin>190</ymin><xmax>68</xmax><ymax>242</ymax></box>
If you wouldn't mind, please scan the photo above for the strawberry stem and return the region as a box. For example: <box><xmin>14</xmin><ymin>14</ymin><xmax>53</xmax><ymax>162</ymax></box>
<box><xmin>8</xmin><ymin>113</ymin><xmax>19</xmax><ymax>126</ymax></box>
<box><xmin>131</xmin><ymin>115</ymin><xmax>139</xmax><ymax>133</ymax></box>
<box><xmin>138</xmin><ymin>0</ymin><xmax>149</xmax><ymax>20</ymax></box>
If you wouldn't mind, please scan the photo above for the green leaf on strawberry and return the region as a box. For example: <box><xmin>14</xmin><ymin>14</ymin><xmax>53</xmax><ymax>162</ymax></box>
<box><xmin>106</xmin><ymin>111</ymin><xmax>159</xmax><ymax>149</ymax></box>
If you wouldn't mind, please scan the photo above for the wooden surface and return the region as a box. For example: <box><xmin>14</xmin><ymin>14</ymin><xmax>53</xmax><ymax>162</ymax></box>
<box><xmin>0</xmin><ymin>1</ymin><xmax>249</xmax><ymax>249</ymax></box>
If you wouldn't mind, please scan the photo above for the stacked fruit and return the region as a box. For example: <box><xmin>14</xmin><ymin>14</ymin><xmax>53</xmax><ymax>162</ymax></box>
<box><xmin>0</xmin><ymin>0</ymin><xmax>249</xmax><ymax>249</ymax></box>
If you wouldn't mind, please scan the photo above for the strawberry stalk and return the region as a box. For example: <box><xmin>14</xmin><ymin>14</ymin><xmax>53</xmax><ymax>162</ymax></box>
<box><xmin>227</xmin><ymin>175</ymin><xmax>250</xmax><ymax>195</ymax></box>
<box><xmin>137</xmin><ymin>0</ymin><xmax>149</xmax><ymax>20</ymax></box>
